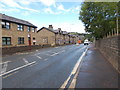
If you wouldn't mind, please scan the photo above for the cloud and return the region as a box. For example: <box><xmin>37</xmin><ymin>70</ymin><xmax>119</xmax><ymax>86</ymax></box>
<box><xmin>17</xmin><ymin>0</ymin><xmax>31</xmax><ymax>5</ymax></box>
<box><xmin>44</xmin><ymin>8</ymin><xmax>54</xmax><ymax>14</ymax></box>
<box><xmin>57</xmin><ymin>4</ymin><xmax>71</xmax><ymax>12</ymax></box>
<box><xmin>56</xmin><ymin>4</ymin><xmax>80</xmax><ymax>14</ymax></box>
<box><xmin>57</xmin><ymin>4</ymin><xmax>65</xmax><ymax>11</ymax></box>
<box><xmin>39</xmin><ymin>0</ymin><xmax>56</xmax><ymax>6</ymax></box>
<box><xmin>0</xmin><ymin>0</ymin><xmax>40</xmax><ymax>13</ymax></box>
<box><xmin>52</xmin><ymin>21</ymin><xmax>85</xmax><ymax>33</ymax></box>
<box><xmin>0</xmin><ymin>8</ymin><xmax>20</xmax><ymax>12</ymax></box>
<box><xmin>43</xmin><ymin>7</ymin><xmax>63</xmax><ymax>15</ymax></box>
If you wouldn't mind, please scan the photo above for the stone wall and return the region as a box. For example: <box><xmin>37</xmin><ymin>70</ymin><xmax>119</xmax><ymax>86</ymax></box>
<box><xmin>95</xmin><ymin>35</ymin><xmax>120</xmax><ymax>72</ymax></box>
<box><xmin>2</xmin><ymin>44</ymin><xmax>51</xmax><ymax>56</ymax></box>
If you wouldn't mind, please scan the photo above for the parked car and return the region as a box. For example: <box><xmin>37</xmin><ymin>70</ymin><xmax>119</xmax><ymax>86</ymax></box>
<box><xmin>84</xmin><ymin>39</ymin><xmax>89</xmax><ymax>45</ymax></box>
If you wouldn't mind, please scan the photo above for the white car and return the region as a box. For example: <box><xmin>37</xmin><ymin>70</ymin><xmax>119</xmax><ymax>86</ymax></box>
<box><xmin>84</xmin><ymin>39</ymin><xmax>89</xmax><ymax>45</ymax></box>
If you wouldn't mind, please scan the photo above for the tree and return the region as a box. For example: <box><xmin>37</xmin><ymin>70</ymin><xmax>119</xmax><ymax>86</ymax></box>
<box><xmin>79</xmin><ymin>2</ymin><xmax>119</xmax><ymax>39</ymax></box>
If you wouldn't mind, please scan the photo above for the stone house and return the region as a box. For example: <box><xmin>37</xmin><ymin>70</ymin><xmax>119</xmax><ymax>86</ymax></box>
<box><xmin>1</xmin><ymin>14</ymin><xmax>37</xmax><ymax>48</ymax></box>
<box><xmin>37</xmin><ymin>26</ymin><xmax>56</xmax><ymax>46</ymax></box>
<box><xmin>68</xmin><ymin>34</ymin><xmax>75</xmax><ymax>44</ymax></box>
<box><xmin>63</xmin><ymin>31</ymin><xmax>70</xmax><ymax>44</ymax></box>
<box><xmin>37</xmin><ymin>25</ymin><xmax>65</xmax><ymax>46</ymax></box>
<box><xmin>54</xmin><ymin>28</ymin><xmax>64</xmax><ymax>45</ymax></box>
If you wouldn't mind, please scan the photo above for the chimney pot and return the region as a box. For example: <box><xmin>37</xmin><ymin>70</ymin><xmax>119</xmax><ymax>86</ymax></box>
<box><xmin>49</xmin><ymin>25</ymin><xmax>53</xmax><ymax>29</ymax></box>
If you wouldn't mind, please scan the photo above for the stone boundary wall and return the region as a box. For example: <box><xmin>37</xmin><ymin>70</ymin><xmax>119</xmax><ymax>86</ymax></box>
<box><xmin>2</xmin><ymin>43</ymin><xmax>75</xmax><ymax>56</ymax></box>
<box><xmin>95</xmin><ymin>35</ymin><xmax>120</xmax><ymax>72</ymax></box>
<box><xmin>2</xmin><ymin>44</ymin><xmax>51</xmax><ymax>56</ymax></box>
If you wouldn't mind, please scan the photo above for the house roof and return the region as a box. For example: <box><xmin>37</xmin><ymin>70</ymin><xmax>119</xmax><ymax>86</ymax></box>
<box><xmin>62</xmin><ymin>31</ymin><xmax>68</xmax><ymax>35</ymax></box>
<box><xmin>37</xmin><ymin>27</ymin><xmax>57</xmax><ymax>34</ymax></box>
<box><xmin>0</xmin><ymin>13</ymin><xmax>37</xmax><ymax>28</ymax></box>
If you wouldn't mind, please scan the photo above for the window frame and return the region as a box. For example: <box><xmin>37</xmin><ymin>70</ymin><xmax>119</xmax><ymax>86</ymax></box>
<box><xmin>2</xmin><ymin>37</ymin><xmax>11</xmax><ymax>45</ymax></box>
<box><xmin>2</xmin><ymin>21</ymin><xmax>10</xmax><ymax>29</ymax></box>
<box><xmin>17</xmin><ymin>24</ymin><xmax>24</xmax><ymax>31</ymax></box>
<box><xmin>28</xmin><ymin>26</ymin><xmax>31</xmax><ymax>32</ymax></box>
<box><xmin>32</xmin><ymin>27</ymin><xmax>35</xmax><ymax>32</ymax></box>
<box><xmin>18</xmin><ymin>37</ymin><xmax>24</xmax><ymax>44</ymax></box>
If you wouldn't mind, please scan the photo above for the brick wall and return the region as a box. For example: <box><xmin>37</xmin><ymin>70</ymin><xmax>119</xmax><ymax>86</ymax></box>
<box><xmin>95</xmin><ymin>35</ymin><xmax>120</xmax><ymax>72</ymax></box>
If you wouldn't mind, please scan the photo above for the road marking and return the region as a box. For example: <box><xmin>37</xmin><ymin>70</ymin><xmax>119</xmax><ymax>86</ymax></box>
<box><xmin>0</xmin><ymin>61</ymin><xmax>9</xmax><ymax>74</ymax></box>
<box><xmin>23</xmin><ymin>58</ymin><xmax>29</xmax><ymax>64</ymax></box>
<box><xmin>45</xmin><ymin>54</ymin><xmax>51</xmax><ymax>56</ymax></box>
<box><xmin>50</xmin><ymin>53</ymin><xmax>59</xmax><ymax>56</ymax></box>
<box><xmin>47</xmin><ymin>50</ymin><xmax>51</xmax><ymax>52</ymax></box>
<box><xmin>60</xmin><ymin>48</ymin><xmax>88</xmax><ymax>88</ymax></box>
<box><xmin>36</xmin><ymin>56</ymin><xmax>42</xmax><ymax>59</ymax></box>
<box><xmin>44</xmin><ymin>58</ymin><xmax>48</xmax><ymax>61</ymax></box>
<box><xmin>0</xmin><ymin>61</ymin><xmax>36</xmax><ymax>77</ymax></box>
<box><xmin>34</xmin><ymin>53</ymin><xmax>41</xmax><ymax>56</ymax></box>
<box><xmin>60</xmin><ymin>50</ymin><xmax>65</xmax><ymax>53</ymax></box>
<box><xmin>0</xmin><ymin>61</ymin><xmax>11</xmax><ymax>65</ymax></box>
<box><xmin>2</xmin><ymin>71</ymin><xmax>19</xmax><ymax>79</ymax></box>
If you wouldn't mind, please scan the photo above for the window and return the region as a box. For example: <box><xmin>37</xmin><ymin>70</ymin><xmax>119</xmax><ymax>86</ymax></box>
<box><xmin>43</xmin><ymin>38</ymin><xmax>48</xmax><ymax>43</ymax></box>
<box><xmin>28</xmin><ymin>26</ymin><xmax>30</xmax><ymax>32</ymax></box>
<box><xmin>33</xmin><ymin>37</ymin><xmax>35</xmax><ymax>40</ymax></box>
<box><xmin>17</xmin><ymin>24</ymin><xmax>23</xmax><ymax>31</ymax></box>
<box><xmin>2</xmin><ymin>21</ymin><xmax>10</xmax><ymax>29</ymax></box>
<box><xmin>33</xmin><ymin>37</ymin><xmax>36</xmax><ymax>45</ymax></box>
<box><xmin>32</xmin><ymin>28</ymin><xmax>35</xmax><ymax>32</ymax></box>
<box><xmin>18</xmin><ymin>37</ymin><xmax>24</xmax><ymax>44</ymax></box>
<box><xmin>2</xmin><ymin>37</ymin><xmax>11</xmax><ymax>45</ymax></box>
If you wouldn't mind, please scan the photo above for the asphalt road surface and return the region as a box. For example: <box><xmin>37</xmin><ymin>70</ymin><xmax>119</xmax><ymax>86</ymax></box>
<box><xmin>1</xmin><ymin>44</ymin><xmax>88</xmax><ymax>88</ymax></box>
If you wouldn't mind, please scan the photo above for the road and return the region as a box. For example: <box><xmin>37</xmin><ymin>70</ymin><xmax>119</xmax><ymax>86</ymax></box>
<box><xmin>1</xmin><ymin>44</ymin><xmax>88</xmax><ymax>88</ymax></box>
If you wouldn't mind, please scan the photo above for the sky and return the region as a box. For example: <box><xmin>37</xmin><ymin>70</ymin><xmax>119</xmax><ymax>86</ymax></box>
<box><xmin>0</xmin><ymin>0</ymin><xmax>86</xmax><ymax>33</ymax></box>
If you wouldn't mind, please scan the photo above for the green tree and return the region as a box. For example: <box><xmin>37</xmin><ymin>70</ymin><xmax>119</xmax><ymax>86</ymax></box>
<box><xmin>79</xmin><ymin>2</ymin><xmax>119</xmax><ymax>39</ymax></box>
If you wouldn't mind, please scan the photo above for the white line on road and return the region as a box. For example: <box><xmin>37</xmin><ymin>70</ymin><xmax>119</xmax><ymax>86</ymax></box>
<box><xmin>0</xmin><ymin>61</ymin><xmax>11</xmax><ymax>65</ymax></box>
<box><xmin>3</xmin><ymin>71</ymin><xmax>19</xmax><ymax>79</ymax></box>
<box><xmin>45</xmin><ymin>53</ymin><xmax>50</xmax><ymax>56</ymax></box>
<box><xmin>23</xmin><ymin>58</ymin><xmax>29</xmax><ymax>64</ymax></box>
<box><xmin>60</xmin><ymin>48</ymin><xmax>88</xmax><ymax>88</ymax></box>
<box><xmin>50</xmin><ymin>53</ymin><xmax>59</xmax><ymax>56</ymax></box>
<box><xmin>36</xmin><ymin>56</ymin><xmax>42</xmax><ymax>59</ymax></box>
<box><xmin>34</xmin><ymin>53</ymin><xmax>41</xmax><ymax>56</ymax></box>
<box><xmin>44</xmin><ymin>58</ymin><xmax>48</xmax><ymax>61</ymax></box>
<box><xmin>1</xmin><ymin>62</ymin><xmax>8</xmax><ymax>74</ymax></box>
<box><xmin>0</xmin><ymin>61</ymin><xmax>36</xmax><ymax>77</ymax></box>
<box><xmin>47</xmin><ymin>51</ymin><xmax>51</xmax><ymax>52</ymax></box>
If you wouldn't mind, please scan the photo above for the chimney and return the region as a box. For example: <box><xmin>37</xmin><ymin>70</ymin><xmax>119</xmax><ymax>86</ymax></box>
<box><xmin>49</xmin><ymin>25</ymin><xmax>53</xmax><ymax>29</ymax></box>
<box><xmin>58</xmin><ymin>28</ymin><xmax>61</xmax><ymax>33</ymax></box>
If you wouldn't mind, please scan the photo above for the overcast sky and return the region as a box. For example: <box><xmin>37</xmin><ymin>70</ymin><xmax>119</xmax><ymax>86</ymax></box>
<box><xmin>0</xmin><ymin>0</ymin><xmax>85</xmax><ymax>33</ymax></box>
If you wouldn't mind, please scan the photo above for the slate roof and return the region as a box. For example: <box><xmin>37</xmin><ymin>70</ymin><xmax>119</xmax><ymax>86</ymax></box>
<box><xmin>62</xmin><ymin>31</ymin><xmax>68</xmax><ymax>35</ymax></box>
<box><xmin>37</xmin><ymin>27</ymin><xmax>57</xmax><ymax>34</ymax></box>
<box><xmin>0</xmin><ymin>13</ymin><xmax>37</xmax><ymax>28</ymax></box>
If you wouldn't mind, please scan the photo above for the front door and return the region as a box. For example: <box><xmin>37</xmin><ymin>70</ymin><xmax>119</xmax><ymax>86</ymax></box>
<box><xmin>28</xmin><ymin>37</ymin><xmax>31</xmax><ymax>46</ymax></box>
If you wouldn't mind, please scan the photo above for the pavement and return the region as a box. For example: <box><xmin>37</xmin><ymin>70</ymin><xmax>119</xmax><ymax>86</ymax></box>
<box><xmin>1</xmin><ymin>44</ymin><xmax>119</xmax><ymax>89</ymax></box>
<box><xmin>75</xmin><ymin>44</ymin><xmax>118</xmax><ymax>88</ymax></box>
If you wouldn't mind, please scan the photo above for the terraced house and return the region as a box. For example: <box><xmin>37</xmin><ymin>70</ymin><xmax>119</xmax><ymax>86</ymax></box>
<box><xmin>37</xmin><ymin>25</ymin><xmax>56</xmax><ymax>46</ymax></box>
<box><xmin>1</xmin><ymin>14</ymin><xmax>37</xmax><ymax>48</ymax></box>
<box><xmin>54</xmin><ymin>28</ymin><xmax>64</xmax><ymax>45</ymax></box>
<box><xmin>37</xmin><ymin>25</ymin><xmax>65</xmax><ymax>46</ymax></box>
<box><xmin>63</xmin><ymin>31</ymin><xmax>70</xmax><ymax>44</ymax></box>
